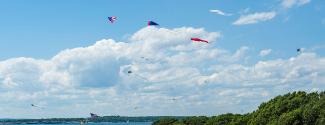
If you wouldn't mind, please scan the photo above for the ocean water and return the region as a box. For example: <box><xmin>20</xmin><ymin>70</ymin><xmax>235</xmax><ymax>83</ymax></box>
<box><xmin>9</xmin><ymin>123</ymin><xmax>152</xmax><ymax>125</ymax></box>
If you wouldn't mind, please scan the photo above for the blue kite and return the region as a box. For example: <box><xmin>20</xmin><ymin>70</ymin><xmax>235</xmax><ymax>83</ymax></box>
<box><xmin>148</xmin><ymin>21</ymin><xmax>159</xmax><ymax>26</ymax></box>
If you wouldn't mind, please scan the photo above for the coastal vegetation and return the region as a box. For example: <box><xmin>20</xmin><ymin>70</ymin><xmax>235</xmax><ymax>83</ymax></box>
<box><xmin>153</xmin><ymin>91</ymin><xmax>325</xmax><ymax>125</ymax></box>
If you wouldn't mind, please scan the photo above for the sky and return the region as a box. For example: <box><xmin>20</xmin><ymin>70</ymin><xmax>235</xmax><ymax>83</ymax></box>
<box><xmin>0</xmin><ymin>0</ymin><xmax>325</xmax><ymax>118</ymax></box>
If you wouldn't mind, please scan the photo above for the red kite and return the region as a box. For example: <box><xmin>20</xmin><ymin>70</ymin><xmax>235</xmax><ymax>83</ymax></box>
<box><xmin>191</xmin><ymin>38</ymin><xmax>209</xmax><ymax>43</ymax></box>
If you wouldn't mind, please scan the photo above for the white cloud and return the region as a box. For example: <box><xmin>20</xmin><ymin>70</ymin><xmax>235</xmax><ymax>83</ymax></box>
<box><xmin>233</xmin><ymin>11</ymin><xmax>277</xmax><ymax>25</ymax></box>
<box><xmin>281</xmin><ymin>0</ymin><xmax>311</xmax><ymax>9</ymax></box>
<box><xmin>210</xmin><ymin>9</ymin><xmax>232</xmax><ymax>16</ymax></box>
<box><xmin>0</xmin><ymin>27</ymin><xmax>324</xmax><ymax>118</ymax></box>
<box><xmin>259</xmin><ymin>49</ymin><xmax>272</xmax><ymax>57</ymax></box>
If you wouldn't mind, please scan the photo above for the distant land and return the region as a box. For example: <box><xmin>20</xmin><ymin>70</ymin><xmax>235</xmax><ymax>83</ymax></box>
<box><xmin>0</xmin><ymin>116</ymin><xmax>186</xmax><ymax>124</ymax></box>
<box><xmin>1</xmin><ymin>91</ymin><xmax>324</xmax><ymax>125</ymax></box>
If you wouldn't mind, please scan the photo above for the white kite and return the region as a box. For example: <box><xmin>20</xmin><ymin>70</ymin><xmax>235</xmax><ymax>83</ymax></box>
<box><xmin>210</xmin><ymin>9</ymin><xmax>232</xmax><ymax>16</ymax></box>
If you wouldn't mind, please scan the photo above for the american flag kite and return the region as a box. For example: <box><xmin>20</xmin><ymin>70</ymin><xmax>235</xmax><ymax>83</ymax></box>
<box><xmin>108</xmin><ymin>16</ymin><xmax>117</xmax><ymax>23</ymax></box>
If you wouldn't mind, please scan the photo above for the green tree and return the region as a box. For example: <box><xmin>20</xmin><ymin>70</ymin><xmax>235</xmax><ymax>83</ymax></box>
<box><xmin>181</xmin><ymin>116</ymin><xmax>208</xmax><ymax>125</ymax></box>
<box><xmin>153</xmin><ymin>118</ymin><xmax>178</xmax><ymax>125</ymax></box>
<box><xmin>205</xmin><ymin>113</ymin><xmax>246</xmax><ymax>125</ymax></box>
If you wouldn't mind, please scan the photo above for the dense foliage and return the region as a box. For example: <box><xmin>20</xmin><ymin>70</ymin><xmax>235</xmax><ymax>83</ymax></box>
<box><xmin>153</xmin><ymin>117</ymin><xmax>179</xmax><ymax>125</ymax></box>
<box><xmin>153</xmin><ymin>91</ymin><xmax>325</xmax><ymax>125</ymax></box>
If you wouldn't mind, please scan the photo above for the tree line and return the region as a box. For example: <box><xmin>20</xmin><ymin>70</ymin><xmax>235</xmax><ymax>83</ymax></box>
<box><xmin>153</xmin><ymin>91</ymin><xmax>325</xmax><ymax>125</ymax></box>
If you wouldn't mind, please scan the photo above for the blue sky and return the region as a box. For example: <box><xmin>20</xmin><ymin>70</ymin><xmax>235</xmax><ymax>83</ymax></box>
<box><xmin>1</xmin><ymin>0</ymin><xmax>324</xmax><ymax>60</ymax></box>
<box><xmin>0</xmin><ymin>0</ymin><xmax>325</xmax><ymax>118</ymax></box>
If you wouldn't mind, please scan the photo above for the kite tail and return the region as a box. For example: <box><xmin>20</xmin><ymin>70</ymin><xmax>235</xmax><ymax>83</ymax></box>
<box><xmin>134</xmin><ymin>74</ymin><xmax>150</xmax><ymax>82</ymax></box>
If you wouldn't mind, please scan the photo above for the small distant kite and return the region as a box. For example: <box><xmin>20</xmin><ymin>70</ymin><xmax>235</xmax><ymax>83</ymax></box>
<box><xmin>297</xmin><ymin>48</ymin><xmax>302</xmax><ymax>53</ymax></box>
<box><xmin>191</xmin><ymin>38</ymin><xmax>209</xmax><ymax>43</ymax></box>
<box><xmin>169</xmin><ymin>96</ymin><xmax>182</xmax><ymax>101</ymax></box>
<box><xmin>31</xmin><ymin>104</ymin><xmax>44</xmax><ymax>109</ymax></box>
<box><xmin>108</xmin><ymin>16</ymin><xmax>117</xmax><ymax>23</ymax></box>
<box><xmin>141</xmin><ymin>57</ymin><xmax>150</xmax><ymax>61</ymax></box>
<box><xmin>148</xmin><ymin>21</ymin><xmax>159</xmax><ymax>26</ymax></box>
<box><xmin>209</xmin><ymin>9</ymin><xmax>232</xmax><ymax>16</ymax></box>
<box><xmin>127</xmin><ymin>70</ymin><xmax>148</xmax><ymax>81</ymax></box>
<box><xmin>169</xmin><ymin>98</ymin><xmax>177</xmax><ymax>101</ymax></box>
<box><xmin>140</xmin><ymin>57</ymin><xmax>155</xmax><ymax>63</ymax></box>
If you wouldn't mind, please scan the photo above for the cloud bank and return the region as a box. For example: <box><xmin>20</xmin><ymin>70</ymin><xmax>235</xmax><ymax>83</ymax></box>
<box><xmin>0</xmin><ymin>27</ymin><xmax>324</xmax><ymax>118</ymax></box>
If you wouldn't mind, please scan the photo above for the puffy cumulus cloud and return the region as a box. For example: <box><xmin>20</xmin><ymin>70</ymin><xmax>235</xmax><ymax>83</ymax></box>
<box><xmin>233</xmin><ymin>11</ymin><xmax>276</xmax><ymax>25</ymax></box>
<box><xmin>49</xmin><ymin>40</ymin><xmax>128</xmax><ymax>88</ymax></box>
<box><xmin>0</xmin><ymin>58</ymin><xmax>50</xmax><ymax>91</ymax></box>
<box><xmin>0</xmin><ymin>27</ymin><xmax>325</xmax><ymax>118</ymax></box>
<box><xmin>200</xmin><ymin>53</ymin><xmax>325</xmax><ymax>87</ymax></box>
<box><xmin>259</xmin><ymin>49</ymin><xmax>272</xmax><ymax>57</ymax></box>
<box><xmin>281</xmin><ymin>0</ymin><xmax>311</xmax><ymax>9</ymax></box>
<box><xmin>130</xmin><ymin>27</ymin><xmax>220</xmax><ymax>57</ymax></box>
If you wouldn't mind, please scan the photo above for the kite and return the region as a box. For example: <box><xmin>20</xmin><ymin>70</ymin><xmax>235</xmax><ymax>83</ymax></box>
<box><xmin>31</xmin><ymin>104</ymin><xmax>44</xmax><ymax>109</ymax></box>
<box><xmin>140</xmin><ymin>57</ymin><xmax>155</xmax><ymax>63</ymax></box>
<box><xmin>108</xmin><ymin>16</ymin><xmax>117</xmax><ymax>23</ymax></box>
<box><xmin>297</xmin><ymin>48</ymin><xmax>302</xmax><ymax>53</ymax></box>
<box><xmin>209</xmin><ymin>9</ymin><xmax>232</xmax><ymax>16</ymax></box>
<box><xmin>191</xmin><ymin>38</ymin><xmax>209</xmax><ymax>43</ymax></box>
<box><xmin>148</xmin><ymin>21</ymin><xmax>159</xmax><ymax>26</ymax></box>
<box><xmin>141</xmin><ymin>57</ymin><xmax>150</xmax><ymax>61</ymax></box>
<box><xmin>169</xmin><ymin>98</ymin><xmax>177</xmax><ymax>101</ymax></box>
<box><xmin>127</xmin><ymin>70</ymin><xmax>148</xmax><ymax>81</ymax></box>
